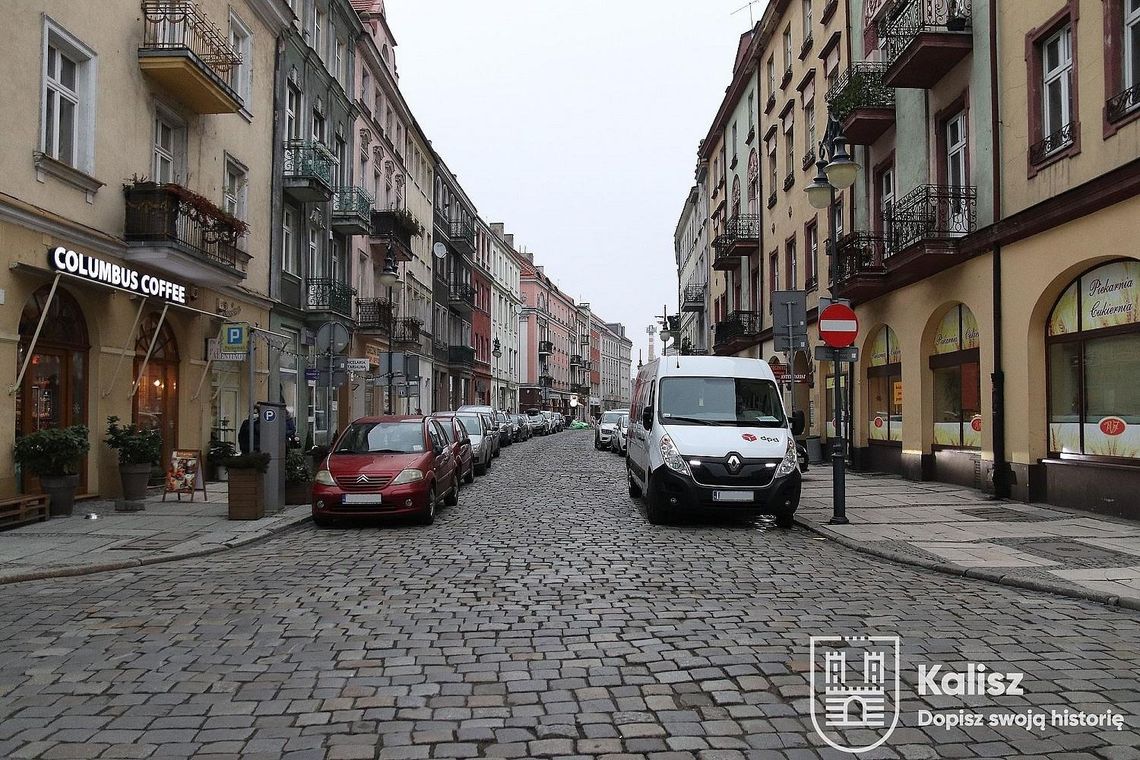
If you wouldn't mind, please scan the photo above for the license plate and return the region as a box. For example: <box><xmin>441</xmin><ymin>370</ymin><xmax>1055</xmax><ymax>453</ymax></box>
<box><xmin>713</xmin><ymin>490</ymin><xmax>754</xmax><ymax>502</ymax></box>
<box><xmin>342</xmin><ymin>493</ymin><xmax>382</xmax><ymax>505</ymax></box>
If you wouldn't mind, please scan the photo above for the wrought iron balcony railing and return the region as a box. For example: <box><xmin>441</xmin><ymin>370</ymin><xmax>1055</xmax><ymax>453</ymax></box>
<box><xmin>333</xmin><ymin>186</ymin><xmax>373</xmax><ymax>218</ymax></box>
<box><xmin>140</xmin><ymin>1</ymin><xmax>239</xmax><ymax>83</ymax></box>
<box><xmin>878</xmin><ymin>0</ymin><xmax>972</xmax><ymax>65</ymax></box>
<box><xmin>283</xmin><ymin>140</ymin><xmax>335</xmax><ymax>186</ymax></box>
<box><xmin>832</xmin><ymin>233</ymin><xmax>890</xmax><ymax>284</ymax></box>
<box><xmin>1108</xmin><ymin>83</ymin><xmax>1140</xmax><ymax>124</ymax></box>
<box><xmin>355</xmin><ymin>297</ymin><xmax>393</xmax><ymax>330</ymax></box>
<box><xmin>449</xmin><ymin>282</ymin><xmax>476</xmax><ymax>306</ymax></box>
<box><xmin>826</xmin><ymin>62</ymin><xmax>896</xmax><ymax>120</ymax></box>
<box><xmin>712</xmin><ymin>214</ymin><xmax>761</xmax><ymax>259</ymax></box>
<box><xmin>392</xmin><ymin>317</ymin><xmax>422</xmax><ymax>345</ymax></box>
<box><xmin>123</xmin><ymin>182</ymin><xmax>249</xmax><ymax>272</ymax></box>
<box><xmin>570</xmin><ymin>354</ymin><xmax>582</xmax><ymax>366</ymax></box>
<box><xmin>306</xmin><ymin>278</ymin><xmax>354</xmax><ymax>316</ymax></box>
<box><xmin>449</xmin><ymin>219</ymin><xmax>476</xmax><ymax>253</ymax></box>
<box><xmin>682</xmin><ymin>284</ymin><xmax>706</xmax><ymax>310</ymax></box>
<box><xmin>713</xmin><ymin>310</ymin><xmax>763</xmax><ymax>347</ymax></box>
<box><xmin>889</xmin><ymin>184</ymin><xmax>977</xmax><ymax>252</ymax></box>
<box><xmin>1029</xmin><ymin>122</ymin><xmax>1076</xmax><ymax>165</ymax></box>
<box><xmin>538</xmin><ymin>340</ymin><xmax>554</xmax><ymax>355</ymax></box>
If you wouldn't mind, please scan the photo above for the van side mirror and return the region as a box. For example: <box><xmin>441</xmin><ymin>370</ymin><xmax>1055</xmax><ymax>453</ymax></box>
<box><xmin>642</xmin><ymin>407</ymin><xmax>654</xmax><ymax>430</ymax></box>
<box><xmin>791</xmin><ymin>410</ymin><xmax>806</xmax><ymax>437</ymax></box>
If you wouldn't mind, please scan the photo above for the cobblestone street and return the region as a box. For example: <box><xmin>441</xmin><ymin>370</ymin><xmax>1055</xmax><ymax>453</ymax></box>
<box><xmin>0</xmin><ymin>431</ymin><xmax>1138</xmax><ymax>760</ymax></box>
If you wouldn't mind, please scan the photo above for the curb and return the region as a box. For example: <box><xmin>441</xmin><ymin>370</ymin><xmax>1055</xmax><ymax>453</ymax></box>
<box><xmin>0</xmin><ymin>511</ymin><xmax>311</xmax><ymax>587</ymax></box>
<box><xmin>795</xmin><ymin>515</ymin><xmax>1140</xmax><ymax>611</ymax></box>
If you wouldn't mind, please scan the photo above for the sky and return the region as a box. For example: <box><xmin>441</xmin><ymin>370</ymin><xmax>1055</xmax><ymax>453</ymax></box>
<box><xmin>385</xmin><ymin>0</ymin><xmax>756</xmax><ymax>369</ymax></box>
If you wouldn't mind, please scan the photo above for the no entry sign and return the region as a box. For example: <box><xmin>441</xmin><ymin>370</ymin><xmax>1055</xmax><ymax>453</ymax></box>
<box><xmin>819</xmin><ymin>303</ymin><xmax>859</xmax><ymax>348</ymax></box>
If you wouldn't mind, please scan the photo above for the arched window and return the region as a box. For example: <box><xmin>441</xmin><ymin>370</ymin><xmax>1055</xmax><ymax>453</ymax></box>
<box><xmin>867</xmin><ymin>326</ymin><xmax>902</xmax><ymax>443</ymax></box>
<box><xmin>17</xmin><ymin>286</ymin><xmax>89</xmax><ymax>438</ymax></box>
<box><xmin>731</xmin><ymin>176</ymin><xmax>741</xmax><ymax>219</ymax></box>
<box><xmin>931</xmin><ymin>304</ymin><xmax>981</xmax><ymax>448</ymax></box>
<box><xmin>1047</xmin><ymin>259</ymin><xmax>1140</xmax><ymax>459</ymax></box>
<box><xmin>747</xmin><ymin>150</ymin><xmax>759</xmax><ymax>215</ymax></box>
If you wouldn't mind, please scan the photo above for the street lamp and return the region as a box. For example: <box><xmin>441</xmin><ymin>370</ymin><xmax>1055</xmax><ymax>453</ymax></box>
<box><xmin>803</xmin><ymin>111</ymin><xmax>860</xmax><ymax>525</ymax></box>
<box><xmin>492</xmin><ymin>338</ymin><xmax>502</xmax><ymax>409</ymax></box>
<box><xmin>381</xmin><ymin>242</ymin><xmax>402</xmax><ymax>414</ymax></box>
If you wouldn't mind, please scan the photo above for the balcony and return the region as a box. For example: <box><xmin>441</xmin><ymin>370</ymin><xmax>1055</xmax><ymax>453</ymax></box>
<box><xmin>331</xmin><ymin>187</ymin><xmax>374</xmax><ymax>235</ymax></box>
<box><xmin>878</xmin><ymin>0</ymin><xmax>973</xmax><ymax>89</ymax></box>
<box><xmin>138</xmin><ymin>1</ymin><xmax>241</xmax><ymax>114</ymax></box>
<box><xmin>712</xmin><ymin>214</ymin><xmax>761</xmax><ymax>271</ymax></box>
<box><xmin>370</xmin><ymin>208</ymin><xmax>422</xmax><ymax>262</ymax></box>
<box><xmin>448</xmin><ymin>345</ymin><xmax>476</xmax><ymax>369</ymax></box>
<box><xmin>827</xmin><ymin>62</ymin><xmax>896</xmax><ymax>145</ymax></box>
<box><xmin>682</xmin><ymin>284</ymin><xmax>706</xmax><ymax>312</ymax></box>
<box><xmin>355</xmin><ymin>297</ymin><xmax>393</xmax><ymax>332</ymax></box>
<box><xmin>580</xmin><ymin>334</ymin><xmax>590</xmax><ymax>345</ymax></box>
<box><xmin>538</xmin><ymin>340</ymin><xmax>553</xmax><ymax>356</ymax></box>
<box><xmin>890</xmin><ymin>184</ymin><xmax>977</xmax><ymax>255</ymax></box>
<box><xmin>123</xmin><ymin>181</ymin><xmax>249</xmax><ymax>288</ymax></box>
<box><xmin>283</xmin><ymin>141</ymin><xmax>335</xmax><ymax>203</ymax></box>
<box><xmin>306</xmin><ymin>279</ymin><xmax>354</xmax><ymax>317</ymax></box>
<box><xmin>449</xmin><ymin>282</ymin><xmax>476</xmax><ymax>313</ymax></box>
<box><xmin>449</xmin><ymin>219</ymin><xmax>476</xmax><ymax>256</ymax></box>
<box><xmin>1108</xmin><ymin>83</ymin><xmax>1140</xmax><ymax>125</ymax></box>
<box><xmin>1029</xmin><ymin>123</ymin><xmax>1077</xmax><ymax>167</ymax></box>
<box><xmin>831</xmin><ymin>233</ymin><xmax>889</xmax><ymax>302</ymax></box>
<box><xmin>392</xmin><ymin>317</ymin><xmax>422</xmax><ymax>347</ymax></box>
<box><xmin>713</xmin><ymin>310</ymin><xmax>763</xmax><ymax>355</ymax></box>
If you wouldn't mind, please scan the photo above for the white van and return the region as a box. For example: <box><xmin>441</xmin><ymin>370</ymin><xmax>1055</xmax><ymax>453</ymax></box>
<box><xmin>626</xmin><ymin>355</ymin><xmax>805</xmax><ymax>526</ymax></box>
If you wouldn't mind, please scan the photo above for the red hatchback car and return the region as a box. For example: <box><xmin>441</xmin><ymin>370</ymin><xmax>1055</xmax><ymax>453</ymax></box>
<box><xmin>311</xmin><ymin>416</ymin><xmax>459</xmax><ymax>526</ymax></box>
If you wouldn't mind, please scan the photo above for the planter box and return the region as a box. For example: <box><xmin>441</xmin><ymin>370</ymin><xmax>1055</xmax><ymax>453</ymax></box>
<box><xmin>227</xmin><ymin>469</ymin><xmax>265</xmax><ymax>520</ymax></box>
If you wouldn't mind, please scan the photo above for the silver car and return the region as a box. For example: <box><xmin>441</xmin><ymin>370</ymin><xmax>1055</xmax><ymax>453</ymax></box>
<box><xmin>610</xmin><ymin>413</ymin><xmax>629</xmax><ymax>455</ymax></box>
<box><xmin>595</xmin><ymin>409</ymin><xmax>629</xmax><ymax>450</ymax></box>
<box><xmin>455</xmin><ymin>412</ymin><xmax>494</xmax><ymax>475</ymax></box>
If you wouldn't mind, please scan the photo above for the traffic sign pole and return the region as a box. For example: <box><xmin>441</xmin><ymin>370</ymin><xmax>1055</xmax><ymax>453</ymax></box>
<box><xmin>817</xmin><ymin>303</ymin><xmax>859</xmax><ymax>525</ymax></box>
<box><xmin>831</xmin><ymin>354</ymin><xmax>847</xmax><ymax>524</ymax></box>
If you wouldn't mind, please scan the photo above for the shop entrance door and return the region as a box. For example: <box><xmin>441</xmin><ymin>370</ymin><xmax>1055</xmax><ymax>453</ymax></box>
<box><xmin>134</xmin><ymin>315</ymin><xmax>180</xmax><ymax>468</ymax></box>
<box><xmin>16</xmin><ymin>286</ymin><xmax>90</xmax><ymax>492</ymax></box>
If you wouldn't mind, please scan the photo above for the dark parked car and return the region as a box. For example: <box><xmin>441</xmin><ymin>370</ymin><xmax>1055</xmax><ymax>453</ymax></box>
<box><xmin>495</xmin><ymin>411</ymin><xmax>513</xmax><ymax>447</ymax></box>
<box><xmin>311</xmin><ymin>416</ymin><xmax>459</xmax><ymax>526</ymax></box>
<box><xmin>433</xmin><ymin>412</ymin><xmax>475</xmax><ymax>484</ymax></box>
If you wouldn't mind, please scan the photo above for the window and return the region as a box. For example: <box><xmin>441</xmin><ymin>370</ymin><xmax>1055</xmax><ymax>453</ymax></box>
<box><xmin>785</xmin><ymin>237</ymin><xmax>796</xmax><ymax>289</ymax></box>
<box><xmin>331</xmin><ymin>238</ymin><xmax>345</xmax><ymax>283</ymax></box>
<box><xmin>767</xmin><ymin>138</ymin><xmax>778</xmax><ymax>197</ymax></box>
<box><xmin>228</xmin><ymin>13</ymin><xmax>252</xmax><ymax>107</ymax></box>
<box><xmin>334</xmin><ymin>135</ymin><xmax>346</xmax><ymax>185</ymax></box>
<box><xmin>867</xmin><ymin>326</ymin><xmax>902</xmax><ymax>443</ymax></box>
<box><xmin>1047</xmin><ymin>260</ymin><xmax>1140</xmax><ymax>460</ymax></box>
<box><xmin>223</xmin><ymin>158</ymin><xmax>247</xmax><ymax>221</ymax></box>
<box><xmin>805</xmin><ymin>220</ymin><xmax>818</xmax><ymax>288</ymax></box>
<box><xmin>747</xmin><ymin>91</ymin><xmax>755</xmax><ymax>130</ymax></box>
<box><xmin>783</xmin><ymin>27</ymin><xmax>793</xmax><ymax>72</ymax></box>
<box><xmin>1128</xmin><ymin>0</ymin><xmax>1140</xmax><ymax>94</ymax></box>
<box><xmin>803</xmin><ymin>0</ymin><xmax>813</xmax><ymax>38</ymax></box>
<box><xmin>308</xmin><ymin>228</ymin><xmax>322</xmax><ymax>278</ymax></box>
<box><xmin>931</xmin><ymin>305</ymin><xmax>981</xmax><ymax>449</ymax></box>
<box><xmin>361</xmin><ymin>71</ymin><xmax>370</xmax><ymax>108</ymax></box>
<box><xmin>731</xmin><ymin>120</ymin><xmax>738</xmax><ymax>161</ymax></box>
<box><xmin>833</xmin><ymin>197</ymin><xmax>844</xmax><ymax>238</ymax></box>
<box><xmin>784</xmin><ymin>118</ymin><xmax>795</xmax><ymax>182</ymax></box>
<box><xmin>282</xmin><ymin>207</ymin><xmax>299</xmax><ymax>275</ymax></box>
<box><xmin>805</xmin><ymin>101</ymin><xmax>816</xmax><ymax>157</ymax></box>
<box><xmin>152</xmin><ymin>114</ymin><xmax>180</xmax><ymax>184</ymax></box>
<box><xmin>876</xmin><ymin>162</ymin><xmax>895</xmax><ymax>234</ymax></box>
<box><xmin>312</xmin><ymin>111</ymin><xmax>325</xmax><ymax>144</ymax></box>
<box><xmin>767</xmin><ymin>57</ymin><xmax>776</xmax><ymax>96</ymax></box>
<box><xmin>335</xmin><ymin>39</ymin><xmax>346</xmax><ymax>86</ymax></box>
<box><xmin>768</xmin><ymin>251</ymin><xmax>779</xmax><ymax>312</ymax></box>
<box><xmin>313</xmin><ymin>8</ymin><xmax>324</xmax><ymax>59</ymax></box>
<box><xmin>41</xmin><ymin>23</ymin><xmax>95</xmax><ymax>172</ymax></box>
<box><xmin>285</xmin><ymin>84</ymin><xmax>300</xmax><ymax>140</ymax></box>
<box><xmin>1042</xmin><ymin>25</ymin><xmax>1073</xmax><ymax>141</ymax></box>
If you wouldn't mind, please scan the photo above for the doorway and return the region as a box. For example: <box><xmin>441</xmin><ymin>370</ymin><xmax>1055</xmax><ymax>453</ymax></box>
<box><xmin>134</xmin><ymin>314</ymin><xmax>180</xmax><ymax>468</ymax></box>
<box><xmin>16</xmin><ymin>286</ymin><xmax>90</xmax><ymax>492</ymax></box>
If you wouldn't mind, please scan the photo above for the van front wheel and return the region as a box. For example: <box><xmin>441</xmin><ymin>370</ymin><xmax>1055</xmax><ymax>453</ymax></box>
<box><xmin>627</xmin><ymin>467</ymin><xmax>642</xmax><ymax>498</ymax></box>
<box><xmin>644</xmin><ymin>474</ymin><xmax>671</xmax><ymax>525</ymax></box>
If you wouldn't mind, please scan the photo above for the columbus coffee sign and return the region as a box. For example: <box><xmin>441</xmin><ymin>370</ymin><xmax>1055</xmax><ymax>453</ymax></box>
<box><xmin>49</xmin><ymin>246</ymin><xmax>188</xmax><ymax>305</ymax></box>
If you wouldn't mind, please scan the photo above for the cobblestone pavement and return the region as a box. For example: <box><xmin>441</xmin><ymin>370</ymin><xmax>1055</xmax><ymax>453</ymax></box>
<box><xmin>0</xmin><ymin>431</ymin><xmax>1138</xmax><ymax>760</ymax></box>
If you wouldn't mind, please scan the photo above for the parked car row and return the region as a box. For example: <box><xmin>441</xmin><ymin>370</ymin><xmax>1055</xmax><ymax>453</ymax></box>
<box><xmin>310</xmin><ymin>406</ymin><xmax>546</xmax><ymax>527</ymax></box>
<box><xmin>594</xmin><ymin>409</ymin><xmax>630</xmax><ymax>452</ymax></box>
<box><xmin>524</xmin><ymin>409</ymin><xmax>569</xmax><ymax>435</ymax></box>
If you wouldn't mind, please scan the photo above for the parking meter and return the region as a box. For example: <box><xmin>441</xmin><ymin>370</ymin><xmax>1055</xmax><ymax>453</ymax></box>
<box><xmin>259</xmin><ymin>401</ymin><xmax>286</xmax><ymax>514</ymax></box>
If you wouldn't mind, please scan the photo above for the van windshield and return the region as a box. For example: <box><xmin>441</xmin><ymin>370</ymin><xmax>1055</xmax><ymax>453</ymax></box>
<box><xmin>658</xmin><ymin>377</ymin><xmax>787</xmax><ymax>428</ymax></box>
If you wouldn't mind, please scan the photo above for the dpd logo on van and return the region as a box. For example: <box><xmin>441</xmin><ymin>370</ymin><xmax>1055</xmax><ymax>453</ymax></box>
<box><xmin>810</xmin><ymin>635</ymin><xmax>900</xmax><ymax>753</ymax></box>
<box><xmin>741</xmin><ymin>433</ymin><xmax>757</xmax><ymax>442</ymax></box>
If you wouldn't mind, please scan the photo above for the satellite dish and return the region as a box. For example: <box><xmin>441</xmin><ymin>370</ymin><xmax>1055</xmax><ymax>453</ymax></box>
<box><xmin>432</xmin><ymin>242</ymin><xmax>447</xmax><ymax>259</ymax></box>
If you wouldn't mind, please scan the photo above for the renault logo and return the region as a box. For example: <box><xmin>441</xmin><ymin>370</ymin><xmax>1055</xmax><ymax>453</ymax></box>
<box><xmin>726</xmin><ymin>453</ymin><xmax>743</xmax><ymax>474</ymax></box>
<box><xmin>356</xmin><ymin>475</ymin><xmax>371</xmax><ymax>484</ymax></box>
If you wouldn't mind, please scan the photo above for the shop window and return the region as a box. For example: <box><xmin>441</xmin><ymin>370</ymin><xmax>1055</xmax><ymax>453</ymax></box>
<box><xmin>867</xmin><ymin>325</ymin><xmax>902</xmax><ymax>443</ymax></box>
<box><xmin>930</xmin><ymin>304</ymin><xmax>981</xmax><ymax>449</ymax></box>
<box><xmin>1047</xmin><ymin>259</ymin><xmax>1140</xmax><ymax>459</ymax></box>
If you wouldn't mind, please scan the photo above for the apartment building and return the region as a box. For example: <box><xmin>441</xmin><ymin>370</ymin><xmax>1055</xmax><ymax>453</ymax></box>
<box><xmin>0</xmin><ymin>0</ymin><xmax>288</xmax><ymax>497</ymax></box>
<box><xmin>487</xmin><ymin>224</ymin><xmax>524</xmax><ymax>412</ymax></box>
<box><xmin>430</xmin><ymin>160</ymin><xmax>476</xmax><ymax>410</ymax></box>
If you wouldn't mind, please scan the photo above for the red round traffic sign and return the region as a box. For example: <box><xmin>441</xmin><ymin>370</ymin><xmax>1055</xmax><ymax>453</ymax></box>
<box><xmin>819</xmin><ymin>303</ymin><xmax>859</xmax><ymax>348</ymax></box>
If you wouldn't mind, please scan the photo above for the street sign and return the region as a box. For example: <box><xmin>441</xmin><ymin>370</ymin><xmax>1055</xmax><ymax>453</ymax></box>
<box><xmin>315</xmin><ymin>322</ymin><xmax>350</xmax><ymax>354</ymax></box>
<box><xmin>819</xmin><ymin>303</ymin><xmax>859</xmax><ymax>348</ymax></box>
<box><xmin>346</xmin><ymin>358</ymin><xmax>370</xmax><ymax>373</ymax></box>
<box><xmin>304</xmin><ymin>368</ymin><xmax>319</xmax><ymax>381</ymax></box>
<box><xmin>775</xmin><ymin>334</ymin><xmax>810</xmax><ymax>352</ymax></box>
<box><xmin>815</xmin><ymin>345</ymin><xmax>859</xmax><ymax>363</ymax></box>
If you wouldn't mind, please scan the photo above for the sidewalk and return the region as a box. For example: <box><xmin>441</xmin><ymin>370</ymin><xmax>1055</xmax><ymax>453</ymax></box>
<box><xmin>0</xmin><ymin>488</ymin><xmax>311</xmax><ymax>585</ymax></box>
<box><xmin>797</xmin><ymin>469</ymin><xmax>1140</xmax><ymax>610</ymax></box>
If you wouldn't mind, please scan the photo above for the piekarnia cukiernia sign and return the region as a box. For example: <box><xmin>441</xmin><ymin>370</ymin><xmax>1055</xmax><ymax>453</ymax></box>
<box><xmin>48</xmin><ymin>246</ymin><xmax>188</xmax><ymax>305</ymax></box>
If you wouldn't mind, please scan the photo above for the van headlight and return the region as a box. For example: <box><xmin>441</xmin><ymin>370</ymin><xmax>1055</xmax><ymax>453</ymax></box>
<box><xmin>314</xmin><ymin>469</ymin><xmax>336</xmax><ymax>486</ymax></box>
<box><xmin>659</xmin><ymin>434</ymin><xmax>691</xmax><ymax>476</ymax></box>
<box><xmin>774</xmin><ymin>437</ymin><xmax>799</xmax><ymax>478</ymax></box>
<box><xmin>391</xmin><ymin>469</ymin><xmax>424</xmax><ymax>485</ymax></box>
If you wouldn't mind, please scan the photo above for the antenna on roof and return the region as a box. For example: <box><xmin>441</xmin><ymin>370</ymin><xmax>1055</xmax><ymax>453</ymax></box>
<box><xmin>731</xmin><ymin>0</ymin><xmax>761</xmax><ymax>24</ymax></box>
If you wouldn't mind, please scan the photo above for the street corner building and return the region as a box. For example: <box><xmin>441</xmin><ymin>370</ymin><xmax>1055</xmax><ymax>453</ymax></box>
<box><xmin>675</xmin><ymin>0</ymin><xmax>1140</xmax><ymax>518</ymax></box>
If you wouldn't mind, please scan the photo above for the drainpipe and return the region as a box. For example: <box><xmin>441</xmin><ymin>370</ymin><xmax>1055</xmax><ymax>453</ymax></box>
<box><xmin>988</xmin><ymin>0</ymin><xmax>1010</xmax><ymax>498</ymax></box>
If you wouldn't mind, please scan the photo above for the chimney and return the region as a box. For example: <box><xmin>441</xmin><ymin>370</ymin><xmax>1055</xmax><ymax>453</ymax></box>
<box><xmin>504</xmin><ymin>234</ymin><xmax>514</xmax><ymax>248</ymax></box>
<box><xmin>490</xmin><ymin>222</ymin><xmax>505</xmax><ymax>236</ymax></box>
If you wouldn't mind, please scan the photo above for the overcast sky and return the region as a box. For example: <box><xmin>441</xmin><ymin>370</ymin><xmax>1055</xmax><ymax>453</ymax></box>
<box><xmin>386</xmin><ymin>0</ymin><xmax>756</xmax><ymax>368</ymax></box>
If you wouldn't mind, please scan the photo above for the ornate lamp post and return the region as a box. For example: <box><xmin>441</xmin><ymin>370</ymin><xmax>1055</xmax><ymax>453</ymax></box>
<box><xmin>379</xmin><ymin>242</ymin><xmax>400</xmax><ymax>414</ymax></box>
<box><xmin>804</xmin><ymin>112</ymin><xmax>860</xmax><ymax>524</ymax></box>
<box><xmin>492</xmin><ymin>338</ymin><xmax>502</xmax><ymax>408</ymax></box>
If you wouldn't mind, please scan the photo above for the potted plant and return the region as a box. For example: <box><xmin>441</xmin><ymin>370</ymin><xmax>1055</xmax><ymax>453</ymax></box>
<box><xmin>283</xmin><ymin>448</ymin><xmax>312</xmax><ymax>505</ymax></box>
<box><xmin>224</xmin><ymin>451</ymin><xmax>270</xmax><ymax>520</ymax></box>
<box><xmin>207</xmin><ymin>439</ymin><xmax>237</xmax><ymax>482</ymax></box>
<box><xmin>12</xmin><ymin>425</ymin><xmax>91</xmax><ymax>517</ymax></box>
<box><xmin>103</xmin><ymin>417</ymin><xmax>162</xmax><ymax>511</ymax></box>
